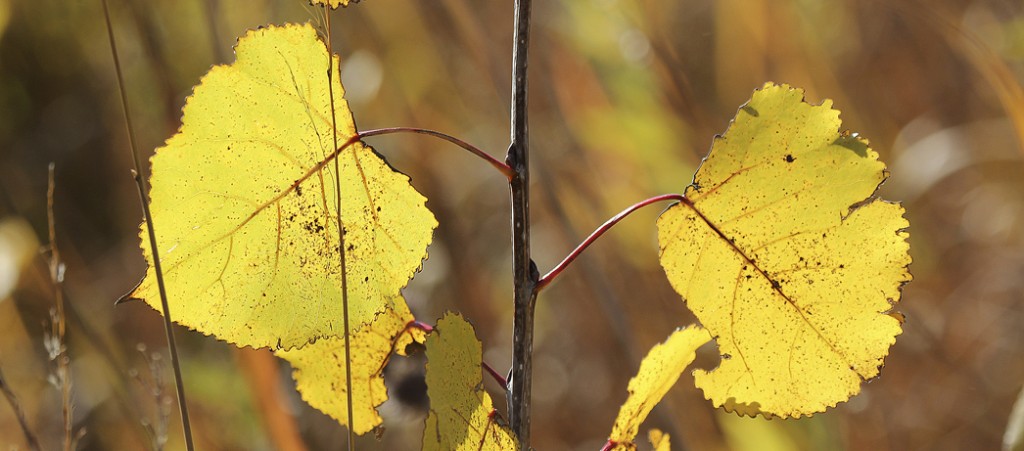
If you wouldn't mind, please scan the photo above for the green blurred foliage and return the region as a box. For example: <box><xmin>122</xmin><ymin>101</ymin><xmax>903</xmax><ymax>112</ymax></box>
<box><xmin>0</xmin><ymin>0</ymin><xmax>1022</xmax><ymax>449</ymax></box>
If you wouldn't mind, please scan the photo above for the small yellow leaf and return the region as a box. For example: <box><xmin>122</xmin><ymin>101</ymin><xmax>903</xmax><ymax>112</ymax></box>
<box><xmin>310</xmin><ymin>0</ymin><xmax>355</xmax><ymax>8</ymax></box>
<box><xmin>275</xmin><ymin>296</ymin><xmax>423</xmax><ymax>435</ymax></box>
<box><xmin>657</xmin><ymin>83</ymin><xmax>911</xmax><ymax>418</ymax></box>
<box><xmin>609</xmin><ymin>326</ymin><xmax>711</xmax><ymax>449</ymax></box>
<box><xmin>132</xmin><ymin>23</ymin><xmax>436</xmax><ymax>350</ymax></box>
<box><xmin>649</xmin><ymin>429</ymin><xmax>671</xmax><ymax>451</ymax></box>
<box><xmin>423</xmin><ymin>313</ymin><xmax>517</xmax><ymax>451</ymax></box>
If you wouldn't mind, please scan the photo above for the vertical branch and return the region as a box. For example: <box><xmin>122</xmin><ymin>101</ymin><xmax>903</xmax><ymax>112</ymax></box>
<box><xmin>322</xmin><ymin>8</ymin><xmax>355</xmax><ymax>450</ymax></box>
<box><xmin>506</xmin><ymin>0</ymin><xmax>537</xmax><ymax>447</ymax></box>
<box><xmin>100</xmin><ymin>1</ymin><xmax>194</xmax><ymax>449</ymax></box>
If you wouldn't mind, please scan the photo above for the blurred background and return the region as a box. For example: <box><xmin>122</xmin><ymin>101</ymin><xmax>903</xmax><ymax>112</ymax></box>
<box><xmin>0</xmin><ymin>0</ymin><xmax>1022</xmax><ymax>449</ymax></box>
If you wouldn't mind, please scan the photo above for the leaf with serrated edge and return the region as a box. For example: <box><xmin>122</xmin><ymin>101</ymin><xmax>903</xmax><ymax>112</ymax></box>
<box><xmin>132</xmin><ymin>23</ymin><xmax>436</xmax><ymax>350</ymax></box>
<box><xmin>422</xmin><ymin>313</ymin><xmax>517</xmax><ymax>451</ymax></box>
<box><xmin>657</xmin><ymin>83</ymin><xmax>911</xmax><ymax>418</ymax></box>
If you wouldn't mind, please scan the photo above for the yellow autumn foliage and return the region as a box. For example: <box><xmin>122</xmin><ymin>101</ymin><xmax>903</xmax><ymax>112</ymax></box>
<box><xmin>657</xmin><ymin>83</ymin><xmax>911</xmax><ymax>418</ymax></box>
<box><xmin>608</xmin><ymin>326</ymin><xmax>710</xmax><ymax>450</ymax></box>
<box><xmin>423</xmin><ymin>313</ymin><xmax>517</xmax><ymax>451</ymax></box>
<box><xmin>310</xmin><ymin>0</ymin><xmax>353</xmax><ymax>8</ymax></box>
<box><xmin>276</xmin><ymin>296</ymin><xmax>425</xmax><ymax>435</ymax></box>
<box><xmin>648</xmin><ymin>429</ymin><xmax>671</xmax><ymax>451</ymax></box>
<box><xmin>132</xmin><ymin>23</ymin><xmax>436</xmax><ymax>350</ymax></box>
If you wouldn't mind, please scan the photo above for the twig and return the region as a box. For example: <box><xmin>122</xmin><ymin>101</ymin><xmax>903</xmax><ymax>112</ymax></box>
<box><xmin>99</xmin><ymin>1</ymin><xmax>194</xmax><ymax>449</ymax></box>
<box><xmin>0</xmin><ymin>363</ymin><xmax>41</xmax><ymax>451</ymax></box>
<box><xmin>506</xmin><ymin>0</ymin><xmax>537</xmax><ymax>446</ymax></box>
<box><xmin>482</xmin><ymin>360</ymin><xmax>507</xmax><ymax>387</ymax></box>
<box><xmin>46</xmin><ymin>164</ymin><xmax>76</xmax><ymax>451</ymax></box>
<box><xmin>536</xmin><ymin>194</ymin><xmax>685</xmax><ymax>291</ymax></box>
<box><xmin>358</xmin><ymin>127</ymin><xmax>514</xmax><ymax>179</ymax></box>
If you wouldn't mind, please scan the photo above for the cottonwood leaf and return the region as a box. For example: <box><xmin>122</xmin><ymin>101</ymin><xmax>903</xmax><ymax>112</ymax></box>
<box><xmin>131</xmin><ymin>23</ymin><xmax>436</xmax><ymax>350</ymax></box>
<box><xmin>657</xmin><ymin>83</ymin><xmax>911</xmax><ymax>418</ymax></box>
<box><xmin>275</xmin><ymin>295</ymin><xmax>426</xmax><ymax>435</ymax></box>
<box><xmin>607</xmin><ymin>326</ymin><xmax>710</xmax><ymax>450</ymax></box>
<box><xmin>422</xmin><ymin>312</ymin><xmax>517</xmax><ymax>451</ymax></box>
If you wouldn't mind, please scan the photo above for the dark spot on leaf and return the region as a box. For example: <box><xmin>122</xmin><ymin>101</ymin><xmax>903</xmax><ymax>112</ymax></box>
<box><xmin>785</xmin><ymin>154</ymin><xmax>795</xmax><ymax>163</ymax></box>
<box><xmin>722</xmin><ymin>353</ymin><xmax>732</xmax><ymax>360</ymax></box>
<box><xmin>741</xmin><ymin>105</ymin><xmax>760</xmax><ymax>117</ymax></box>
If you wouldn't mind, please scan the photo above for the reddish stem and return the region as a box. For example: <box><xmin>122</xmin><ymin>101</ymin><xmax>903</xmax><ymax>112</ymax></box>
<box><xmin>536</xmin><ymin>193</ymin><xmax>686</xmax><ymax>291</ymax></box>
<box><xmin>482</xmin><ymin>360</ymin><xmax>508</xmax><ymax>387</ymax></box>
<box><xmin>600</xmin><ymin>440</ymin><xmax>617</xmax><ymax>451</ymax></box>
<box><xmin>357</xmin><ymin>127</ymin><xmax>515</xmax><ymax>179</ymax></box>
<box><xmin>408</xmin><ymin>320</ymin><xmax>434</xmax><ymax>333</ymax></box>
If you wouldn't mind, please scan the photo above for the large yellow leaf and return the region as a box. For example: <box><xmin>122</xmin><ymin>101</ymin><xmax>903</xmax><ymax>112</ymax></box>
<box><xmin>422</xmin><ymin>312</ymin><xmax>517</xmax><ymax>451</ymax></box>
<box><xmin>607</xmin><ymin>326</ymin><xmax>711</xmax><ymax>450</ymax></box>
<box><xmin>275</xmin><ymin>295</ymin><xmax>425</xmax><ymax>435</ymax></box>
<box><xmin>132</xmin><ymin>23</ymin><xmax>436</xmax><ymax>350</ymax></box>
<box><xmin>657</xmin><ymin>83</ymin><xmax>911</xmax><ymax>418</ymax></box>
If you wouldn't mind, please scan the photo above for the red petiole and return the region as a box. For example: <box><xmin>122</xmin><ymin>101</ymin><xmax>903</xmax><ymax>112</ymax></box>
<box><xmin>536</xmin><ymin>193</ymin><xmax>686</xmax><ymax>292</ymax></box>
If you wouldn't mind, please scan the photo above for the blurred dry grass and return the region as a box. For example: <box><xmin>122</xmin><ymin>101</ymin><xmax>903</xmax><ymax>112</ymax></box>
<box><xmin>0</xmin><ymin>0</ymin><xmax>1022</xmax><ymax>449</ymax></box>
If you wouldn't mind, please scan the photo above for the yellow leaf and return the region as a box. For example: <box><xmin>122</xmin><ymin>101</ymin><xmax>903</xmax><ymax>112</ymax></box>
<box><xmin>422</xmin><ymin>312</ymin><xmax>517</xmax><ymax>451</ymax></box>
<box><xmin>609</xmin><ymin>326</ymin><xmax>711</xmax><ymax>449</ymax></box>
<box><xmin>132</xmin><ymin>23</ymin><xmax>436</xmax><ymax>350</ymax></box>
<box><xmin>648</xmin><ymin>429</ymin><xmax>671</xmax><ymax>451</ymax></box>
<box><xmin>657</xmin><ymin>83</ymin><xmax>911</xmax><ymax>418</ymax></box>
<box><xmin>310</xmin><ymin>0</ymin><xmax>354</xmax><ymax>8</ymax></box>
<box><xmin>275</xmin><ymin>295</ymin><xmax>424</xmax><ymax>435</ymax></box>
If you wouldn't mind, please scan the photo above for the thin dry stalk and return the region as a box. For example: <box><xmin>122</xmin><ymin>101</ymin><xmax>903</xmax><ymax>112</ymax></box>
<box><xmin>99</xmin><ymin>1</ymin><xmax>194</xmax><ymax>448</ymax></box>
<box><xmin>46</xmin><ymin>163</ymin><xmax>77</xmax><ymax>451</ymax></box>
<box><xmin>322</xmin><ymin>7</ymin><xmax>356</xmax><ymax>449</ymax></box>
